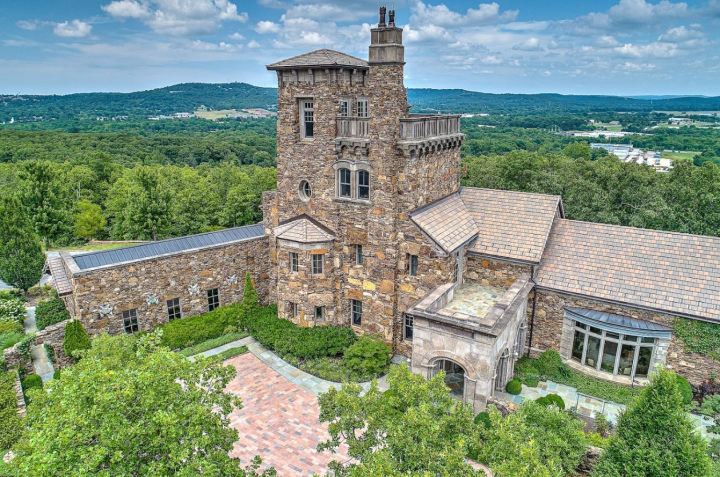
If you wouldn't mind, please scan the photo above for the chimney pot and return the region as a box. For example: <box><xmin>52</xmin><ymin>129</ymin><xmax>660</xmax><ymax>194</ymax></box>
<box><xmin>389</xmin><ymin>10</ymin><xmax>395</xmax><ymax>27</ymax></box>
<box><xmin>379</xmin><ymin>6</ymin><xmax>387</xmax><ymax>27</ymax></box>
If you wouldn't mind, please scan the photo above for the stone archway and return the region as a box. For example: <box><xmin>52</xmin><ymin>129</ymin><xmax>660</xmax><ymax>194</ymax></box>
<box><xmin>431</xmin><ymin>358</ymin><xmax>466</xmax><ymax>399</ymax></box>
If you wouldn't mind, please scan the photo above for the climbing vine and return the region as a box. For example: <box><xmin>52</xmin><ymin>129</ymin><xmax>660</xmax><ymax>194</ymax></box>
<box><xmin>673</xmin><ymin>318</ymin><xmax>720</xmax><ymax>361</ymax></box>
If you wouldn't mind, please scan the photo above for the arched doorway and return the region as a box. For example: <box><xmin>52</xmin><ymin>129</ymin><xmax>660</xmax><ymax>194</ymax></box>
<box><xmin>432</xmin><ymin>359</ymin><xmax>465</xmax><ymax>399</ymax></box>
<box><xmin>494</xmin><ymin>349</ymin><xmax>511</xmax><ymax>392</ymax></box>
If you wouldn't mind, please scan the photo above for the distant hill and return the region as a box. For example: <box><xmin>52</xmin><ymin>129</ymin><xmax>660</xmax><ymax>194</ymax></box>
<box><xmin>2</xmin><ymin>82</ymin><xmax>720</xmax><ymax>122</ymax></box>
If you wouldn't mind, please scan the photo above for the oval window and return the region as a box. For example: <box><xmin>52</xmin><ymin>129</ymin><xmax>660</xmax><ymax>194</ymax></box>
<box><xmin>299</xmin><ymin>180</ymin><xmax>312</xmax><ymax>201</ymax></box>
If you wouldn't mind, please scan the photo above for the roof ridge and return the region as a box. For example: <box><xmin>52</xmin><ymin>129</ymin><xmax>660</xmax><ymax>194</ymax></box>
<box><xmin>557</xmin><ymin>218</ymin><xmax>720</xmax><ymax>241</ymax></box>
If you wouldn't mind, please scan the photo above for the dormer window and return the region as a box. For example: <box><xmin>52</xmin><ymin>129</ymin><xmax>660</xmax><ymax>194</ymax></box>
<box><xmin>300</xmin><ymin>99</ymin><xmax>314</xmax><ymax>138</ymax></box>
<box><xmin>356</xmin><ymin>99</ymin><xmax>369</xmax><ymax>118</ymax></box>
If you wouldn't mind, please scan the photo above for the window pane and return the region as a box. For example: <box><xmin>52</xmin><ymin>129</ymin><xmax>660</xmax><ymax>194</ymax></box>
<box><xmin>601</xmin><ymin>340</ymin><xmax>618</xmax><ymax>373</ymax></box>
<box><xmin>339</xmin><ymin>100</ymin><xmax>348</xmax><ymax>116</ymax></box>
<box><xmin>606</xmin><ymin>332</ymin><xmax>620</xmax><ymax>339</ymax></box>
<box><xmin>635</xmin><ymin>346</ymin><xmax>652</xmax><ymax>377</ymax></box>
<box><xmin>585</xmin><ymin>335</ymin><xmax>601</xmax><ymax>368</ymax></box>
<box><xmin>357</xmin><ymin>170</ymin><xmax>369</xmax><ymax>199</ymax></box>
<box><xmin>355</xmin><ymin>244</ymin><xmax>363</xmax><ymax>265</ymax></box>
<box><xmin>409</xmin><ymin>254</ymin><xmax>418</xmax><ymax>276</ymax></box>
<box><xmin>641</xmin><ymin>337</ymin><xmax>655</xmax><ymax>343</ymax></box>
<box><xmin>589</xmin><ymin>326</ymin><xmax>603</xmax><ymax>335</ymax></box>
<box><xmin>207</xmin><ymin>288</ymin><xmax>220</xmax><ymax>311</ymax></box>
<box><xmin>575</xmin><ymin>321</ymin><xmax>587</xmax><ymax>329</ymax></box>
<box><xmin>618</xmin><ymin>344</ymin><xmax>635</xmax><ymax>376</ymax></box>
<box><xmin>352</xmin><ymin>299</ymin><xmax>362</xmax><ymax>325</ymax></box>
<box><xmin>571</xmin><ymin>330</ymin><xmax>585</xmax><ymax>361</ymax></box>
<box><xmin>404</xmin><ymin>314</ymin><xmax>413</xmax><ymax>340</ymax></box>
<box><xmin>339</xmin><ymin>168</ymin><xmax>351</xmax><ymax>198</ymax></box>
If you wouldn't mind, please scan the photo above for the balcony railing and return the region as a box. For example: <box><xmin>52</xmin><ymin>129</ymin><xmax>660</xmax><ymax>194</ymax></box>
<box><xmin>336</xmin><ymin>117</ymin><xmax>369</xmax><ymax>138</ymax></box>
<box><xmin>400</xmin><ymin>115</ymin><xmax>461</xmax><ymax>140</ymax></box>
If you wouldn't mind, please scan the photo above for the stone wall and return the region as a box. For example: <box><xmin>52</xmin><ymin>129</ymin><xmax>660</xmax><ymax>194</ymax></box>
<box><xmin>465</xmin><ymin>255</ymin><xmax>532</xmax><ymax>288</ymax></box>
<box><xmin>2</xmin><ymin>344</ymin><xmax>33</xmax><ymax>376</ymax></box>
<box><xmin>34</xmin><ymin>319</ymin><xmax>72</xmax><ymax>369</ymax></box>
<box><xmin>69</xmin><ymin>237</ymin><xmax>270</xmax><ymax>336</ymax></box>
<box><xmin>531</xmin><ymin>289</ymin><xmax>720</xmax><ymax>384</ymax></box>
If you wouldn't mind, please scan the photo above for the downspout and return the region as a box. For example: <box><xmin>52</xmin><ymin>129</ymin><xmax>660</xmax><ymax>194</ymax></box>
<box><xmin>527</xmin><ymin>264</ymin><xmax>539</xmax><ymax>357</ymax></box>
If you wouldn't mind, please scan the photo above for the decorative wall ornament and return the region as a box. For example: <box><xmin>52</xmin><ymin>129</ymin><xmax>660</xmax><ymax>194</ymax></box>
<box><xmin>187</xmin><ymin>284</ymin><xmax>200</xmax><ymax>296</ymax></box>
<box><xmin>96</xmin><ymin>304</ymin><xmax>113</xmax><ymax>317</ymax></box>
<box><xmin>145</xmin><ymin>293</ymin><xmax>159</xmax><ymax>305</ymax></box>
<box><xmin>169</xmin><ymin>279</ymin><xmax>177</xmax><ymax>287</ymax></box>
<box><xmin>225</xmin><ymin>274</ymin><xmax>238</xmax><ymax>286</ymax></box>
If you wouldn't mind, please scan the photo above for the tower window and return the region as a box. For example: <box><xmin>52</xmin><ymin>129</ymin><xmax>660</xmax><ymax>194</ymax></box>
<box><xmin>338</xmin><ymin>168</ymin><xmax>351</xmax><ymax>198</ymax></box>
<box><xmin>315</xmin><ymin>306</ymin><xmax>325</xmax><ymax>321</ymax></box>
<box><xmin>407</xmin><ymin>254</ymin><xmax>419</xmax><ymax>276</ymax></box>
<box><xmin>312</xmin><ymin>253</ymin><xmax>324</xmax><ymax>275</ymax></box>
<box><xmin>339</xmin><ymin>99</ymin><xmax>349</xmax><ymax>117</ymax></box>
<box><xmin>288</xmin><ymin>301</ymin><xmax>298</xmax><ymax>318</ymax></box>
<box><xmin>300</xmin><ymin>100</ymin><xmax>314</xmax><ymax>138</ymax></box>
<box><xmin>299</xmin><ymin>180</ymin><xmax>312</xmax><ymax>201</ymax></box>
<box><xmin>351</xmin><ymin>299</ymin><xmax>362</xmax><ymax>326</ymax></box>
<box><xmin>166</xmin><ymin>298</ymin><xmax>182</xmax><ymax>321</ymax></box>
<box><xmin>357</xmin><ymin>170</ymin><xmax>370</xmax><ymax>200</ymax></box>
<box><xmin>122</xmin><ymin>309</ymin><xmax>139</xmax><ymax>334</ymax></box>
<box><xmin>357</xmin><ymin>99</ymin><xmax>369</xmax><ymax>118</ymax></box>
<box><xmin>354</xmin><ymin>244</ymin><xmax>363</xmax><ymax>265</ymax></box>
<box><xmin>289</xmin><ymin>252</ymin><xmax>299</xmax><ymax>272</ymax></box>
<box><xmin>404</xmin><ymin>314</ymin><xmax>414</xmax><ymax>340</ymax></box>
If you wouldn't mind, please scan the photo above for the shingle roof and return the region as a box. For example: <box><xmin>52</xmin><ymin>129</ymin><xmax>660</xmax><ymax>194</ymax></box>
<box><xmin>73</xmin><ymin>224</ymin><xmax>265</xmax><ymax>271</ymax></box>
<box><xmin>47</xmin><ymin>256</ymin><xmax>73</xmax><ymax>295</ymax></box>
<box><xmin>275</xmin><ymin>216</ymin><xmax>335</xmax><ymax>244</ymax></box>
<box><xmin>267</xmin><ymin>49</ymin><xmax>368</xmax><ymax>70</ymax></box>
<box><xmin>410</xmin><ymin>193</ymin><xmax>479</xmax><ymax>254</ymax></box>
<box><xmin>536</xmin><ymin>219</ymin><xmax>720</xmax><ymax>322</ymax></box>
<box><xmin>460</xmin><ymin>187</ymin><xmax>561</xmax><ymax>263</ymax></box>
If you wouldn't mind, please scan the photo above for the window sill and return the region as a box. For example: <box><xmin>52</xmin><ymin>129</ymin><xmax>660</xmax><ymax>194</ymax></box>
<box><xmin>333</xmin><ymin>197</ymin><xmax>371</xmax><ymax>205</ymax></box>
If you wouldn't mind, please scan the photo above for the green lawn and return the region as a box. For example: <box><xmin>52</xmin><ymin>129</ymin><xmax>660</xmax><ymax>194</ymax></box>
<box><xmin>593</xmin><ymin>122</ymin><xmax>623</xmax><ymax>132</ymax></box>
<box><xmin>662</xmin><ymin>150</ymin><xmax>699</xmax><ymax>162</ymax></box>
<box><xmin>179</xmin><ymin>332</ymin><xmax>248</xmax><ymax>357</ymax></box>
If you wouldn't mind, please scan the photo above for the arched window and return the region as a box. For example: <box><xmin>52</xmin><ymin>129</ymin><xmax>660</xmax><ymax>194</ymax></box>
<box><xmin>357</xmin><ymin>170</ymin><xmax>370</xmax><ymax>200</ymax></box>
<box><xmin>432</xmin><ymin>359</ymin><xmax>465</xmax><ymax>399</ymax></box>
<box><xmin>494</xmin><ymin>349</ymin><xmax>511</xmax><ymax>391</ymax></box>
<box><xmin>338</xmin><ymin>168</ymin><xmax>351</xmax><ymax>198</ymax></box>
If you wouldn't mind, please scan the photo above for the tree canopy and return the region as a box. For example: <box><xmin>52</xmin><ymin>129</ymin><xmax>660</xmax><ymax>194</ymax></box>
<box><xmin>0</xmin><ymin>195</ymin><xmax>45</xmax><ymax>291</ymax></box>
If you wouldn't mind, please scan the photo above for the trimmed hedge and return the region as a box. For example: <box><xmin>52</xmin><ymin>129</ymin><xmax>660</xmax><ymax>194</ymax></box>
<box><xmin>675</xmin><ymin>375</ymin><xmax>693</xmax><ymax>405</ymax></box>
<box><xmin>0</xmin><ymin>371</ymin><xmax>23</xmax><ymax>451</ymax></box>
<box><xmin>159</xmin><ymin>304</ymin><xmax>241</xmax><ymax>350</ymax></box>
<box><xmin>342</xmin><ymin>336</ymin><xmax>391</xmax><ymax>378</ymax></box>
<box><xmin>35</xmin><ymin>296</ymin><xmax>70</xmax><ymax>331</ymax></box>
<box><xmin>63</xmin><ymin>320</ymin><xmax>91</xmax><ymax>359</ymax></box>
<box><xmin>536</xmin><ymin>393</ymin><xmax>565</xmax><ymax>410</ymax></box>
<box><xmin>505</xmin><ymin>378</ymin><xmax>522</xmax><ymax>395</ymax></box>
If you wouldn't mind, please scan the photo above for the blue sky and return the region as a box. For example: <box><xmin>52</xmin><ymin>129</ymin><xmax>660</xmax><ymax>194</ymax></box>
<box><xmin>2</xmin><ymin>0</ymin><xmax>719</xmax><ymax>95</ymax></box>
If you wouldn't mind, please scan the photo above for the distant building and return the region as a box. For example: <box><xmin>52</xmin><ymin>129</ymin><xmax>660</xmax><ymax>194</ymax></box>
<box><xmin>591</xmin><ymin>143</ymin><xmax>673</xmax><ymax>172</ymax></box>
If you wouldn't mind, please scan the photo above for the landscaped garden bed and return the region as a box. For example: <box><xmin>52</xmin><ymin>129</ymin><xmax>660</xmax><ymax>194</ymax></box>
<box><xmin>179</xmin><ymin>332</ymin><xmax>248</xmax><ymax>357</ymax></box>
<box><xmin>35</xmin><ymin>294</ymin><xmax>70</xmax><ymax>331</ymax></box>
<box><xmin>0</xmin><ymin>370</ymin><xmax>23</xmax><ymax>452</ymax></box>
<box><xmin>0</xmin><ymin>292</ymin><xmax>26</xmax><ymax>364</ymax></box>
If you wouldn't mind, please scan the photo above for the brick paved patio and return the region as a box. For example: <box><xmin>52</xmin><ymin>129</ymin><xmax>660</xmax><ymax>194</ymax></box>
<box><xmin>225</xmin><ymin>353</ymin><xmax>349</xmax><ymax>476</ymax></box>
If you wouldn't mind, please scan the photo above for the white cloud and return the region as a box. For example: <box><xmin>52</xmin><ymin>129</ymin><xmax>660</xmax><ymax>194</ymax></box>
<box><xmin>659</xmin><ymin>24</ymin><xmax>703</xmax><ymax>42</ymax></box>
<box><xmin>228</xmin><ymin>32</ymin><xmax>245</xmax><ymax>40</ymax></box>
<box><xmin>609</xmin><ymin>0</ymin><xmax>688</xmax><ymax>24</ymax></box>
<box><xmin>255</xmin><ymin>20</ymin><xmax>281</xmax><ymax>34</ymax></box>
<box><xmin>512</xmin><ymin>37</ymin><xmax>542</xmax><ymax>51</ymax></box>
<box><xmin>247</xmin><ymin>40</ymin><xmax>261</xmax><ymax>48</ymax></box>
<box><xmin>54</xmin><ymin>20</ymin><xmax>93</xmax><ymax>38</ymax></box>
<box><xmin>102</xmin><ymin>0</ymin><xmax>248</xmax><ymax>35</ymax></box>
<box><xmin>597</xmin><ymin>35</ymin><xmax>620</xmax><ymax>47</ymax></box>
<box><xmin>16</xmin><ymin>20</ymin><xmax>40</xmax><ymax>31</ymax></box>
<box><xmin>614</xmin><ymin>41</ymin><xmax>678</xmax><ymax>58</ymax></box>
<box><xmin>404</xmin><ymin>24</ymin><xmax>452</xmax><ymax>43</ymax></box>
<box><xmin>284</xmin><ymin>3</ymin><xmax>372</xmax><ymax>22</ymax></box>
<box><xmin>410</xmin><ymin>1</ymin><xmax>517</xmax><ymax>27</ymax></box>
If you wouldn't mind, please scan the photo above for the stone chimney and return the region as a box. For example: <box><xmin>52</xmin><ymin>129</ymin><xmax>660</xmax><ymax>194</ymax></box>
<box><xmin>369</xmin><ymin>6</ymin><xmax>404</xmax><ymax>65</ymax></box>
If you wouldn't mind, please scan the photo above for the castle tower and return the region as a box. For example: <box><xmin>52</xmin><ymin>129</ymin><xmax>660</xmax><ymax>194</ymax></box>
<box><xmin>263</xmin><ymin>7</ymin><xmax>463</xmax><ymax>347</ymax></box>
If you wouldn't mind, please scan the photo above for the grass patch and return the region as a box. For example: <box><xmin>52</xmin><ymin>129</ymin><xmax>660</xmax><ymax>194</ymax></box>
<box><xmin>662</xmin><ymin>150</ymin><xmax>699</xmax><ymax>162</ymax></box>
<box><xmin>1</xmin><ymin>371</ymin><xmax>23</xmax><ymax>451</ymax></box>
<box><xmin>514</xmin><ymin>351</ymin><xmax>641</xmax><ymax>405</ymax></box>
<box><xmin>48</xmin><ymin>242</ymin><xmax>138</xmax><ymax>253</ymax></box>
<box><xmin>179</xmin><ymin>332</ymin><xmax>248</xmax><ymax>357</ymax></box>
<box><xmin>208</xmin><ymin>346</ymin><xmax>248</xmax><ymax>363</ymax></box>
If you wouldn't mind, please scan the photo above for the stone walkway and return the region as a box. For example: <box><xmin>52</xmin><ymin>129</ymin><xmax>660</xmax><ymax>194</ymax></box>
<box><xmin>225</xmin><ymin>352</ymin><xmax>350</xmax><ymax>476</ymax></box>
<box><xmin>23</xmin><ymin>306</ymin><xmax>55</xmax><ymax>383</ymax></box>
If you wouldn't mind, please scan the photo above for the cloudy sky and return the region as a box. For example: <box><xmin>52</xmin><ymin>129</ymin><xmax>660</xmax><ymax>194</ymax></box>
<box><xmin>2</xmin><ymin>0</ymin><xmax>720</xmax><ymax>95</ymax></box>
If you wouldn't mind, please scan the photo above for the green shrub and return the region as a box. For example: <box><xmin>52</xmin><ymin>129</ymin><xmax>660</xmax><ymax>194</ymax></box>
<box><xmin>522</xmin><ymin>374</ymin><xmax>540</xmax><ymax>388</ymax></box>
<box><xmin>342</xmin><ymin>336</ymin><xmax>391</xmax><ymax>378</ymax></box>
<box><xmin>22</xmin><ymin>373</ymin><xmax>42</xmax><ymax>393</ymax></box>
<box><xmin>474</xmin><ymin>411</ymin><xmax>491</xmax><ymax>428</ymax></box>
<box><xmin>0</xmin><ymin>319</ymin><xmax>23</xmax><ymax>335</ymax></box>
<box><xmin>0</xmin><ymin>331</ymin><xmax>25</xmax><ymax>353</ymax></box>
<box><xmin>533</xmin><ymin>349</ymin><xmax>570</xmax><ymax>378</ymax></box>
<box><xmin>63</xmin><ymin>320</ymin><xmax>90</xmax><ymax>359</ymax></box>
<box><xmin>159</xmin><ymin>304</ymin><xmax>241</xmax><ymax>350</ymax></box>
<box><xmin>675</xmin><ymin>375</ymin><xmax>693</xmax><ymax>405</ymax></box>
<box><xmin>505</xmin><ymin>378</ymin><xmax>522</xmax><ymax>395</ymax></box>
<box><xmin>594</xmin><ymin>412</ymin><xmax>611</xmax><ymax>437</ymax></box>
<box><xmin>179</xmin><ymin>332</ymin><xmax>247</xmax><ymax>357</ymax></box>
<box><xmin>240</xmin><ymin>272</ymin><xmax>259</xmax><ymax>311</ymax></box>
<box><xmin>35</xmin><ymin>296</ymin><xmax>70</xmax><ymax>331</ymax></box>
<box><xmin>536</xmin><ymin>393</ymin><xmax>565</xmax><ymax>410</ymax></box>
<box><xmin>0</xmin><ymin>295</ymin><xmax>25</xmax><ymax>326</ymax></box>
<box><xmin>0</xmin><ymin>371</ymin><xmax>23</xmax><ymax>451</ymax></box>
<box><xmin>44</xmin><ymin>343</ymin><xmax>55</xmax><ymax>364</ymax></box>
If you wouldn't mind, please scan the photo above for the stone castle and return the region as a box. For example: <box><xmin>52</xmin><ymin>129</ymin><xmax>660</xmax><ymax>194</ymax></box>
<box><xmin>47</xmin><ymin>8</ymin><xmax>720</xmax><ymax>410</ymax></box>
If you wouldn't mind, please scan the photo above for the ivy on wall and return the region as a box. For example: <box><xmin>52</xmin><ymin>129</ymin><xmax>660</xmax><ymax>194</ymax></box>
<box><xmin>673</xmin><ymin>318</ymin><xmax>720</xmax><ymax>361</ymax></box>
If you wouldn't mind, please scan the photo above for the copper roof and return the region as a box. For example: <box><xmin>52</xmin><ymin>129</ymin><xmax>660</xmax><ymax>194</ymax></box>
<box><xmin>267</xmin><ymin>49</ymin><xmax>368</xmax><ymax>70</ymax></box>
<box><xmin>410</xmin><ymin>193</ymin><xmax>479</xmax><ymax>254</ymax></box>
<box><xmin>460</xmin><ymin>187</ymin><xmax>561</xmax><ymax>263</ymax></box>
<box><xmin>535</xmin><ymin>219</ymin><xmax>720</xmax><ymax>322</ymax></box>
<box><xmin>47</xmin><ymin>256</ymin><xmax>73</xmax><ymax>295</ymax></box>
<box><xmin>275</xmin><ymin>216</ymin><xmax>335</xmax><ymax>244</ymax></box>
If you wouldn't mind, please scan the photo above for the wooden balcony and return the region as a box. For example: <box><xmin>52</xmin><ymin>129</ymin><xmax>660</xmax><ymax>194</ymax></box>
<box><xmin>400</xmin><ymin>114</ymin><xmax>461</xmax><ymax>140</ymax></box>
<box><xmin>336</xmin><ymin>117</ymin><xmax>369</xmax><ymax>138</ymax></box>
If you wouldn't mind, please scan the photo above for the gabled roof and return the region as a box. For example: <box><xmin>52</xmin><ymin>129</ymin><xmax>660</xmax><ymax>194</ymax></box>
<box><xmin>535</xmin><ymin>219</ymin><xmax>720</xmax><ymax>322</ymax></box>
<box><xmin>275</xmin><ymin>216</ymin><xmax>335</xmax><ymax>244</ymax></box>
<box><xmin>266</xmin><ymin>49</ymin><xmax>368</xmax><ymax>70</ymax></box>
<box><xmin>47</xmin><ymin>255</ymin><xmax>73</xmax><ymax>295</ymax></box>
<box><xmin>460</xmin><ymin>187</ymin><xmax>561</xmax><ymax>263</ymax></box>
<box><xmin>410</xmin><ymin>193</ymin><xmax>479</xmax><ymax>254</ymax></box>
<box><xmin>72</xmin><ymin>224</ymin><xmax>265</xmax><ymax>271</ymax></box>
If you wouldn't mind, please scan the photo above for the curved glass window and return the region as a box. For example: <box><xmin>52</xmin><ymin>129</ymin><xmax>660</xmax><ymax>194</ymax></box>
<box><xmin>570</xmin><ymin>320</ymin><xmax>657</xmax><ymax>378</ymax></box>
<box><xmin>432</xmin><ymin>359</ymin><xmax>465</xmax><ymax>398</ymax></box>
<box><xmin>299</xmin><ymin>180</ymin><xmax>312</xmax><ymax>201</ymax></box>
<box><xmin>338</xmin><ymin>168</ymin><xmax>351</xmax><ymax>198</ymax></box>
<box><xmin>357</xmin><ymin>170</ymin><xmax>370</xmax><ymax>200</ymax></box>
